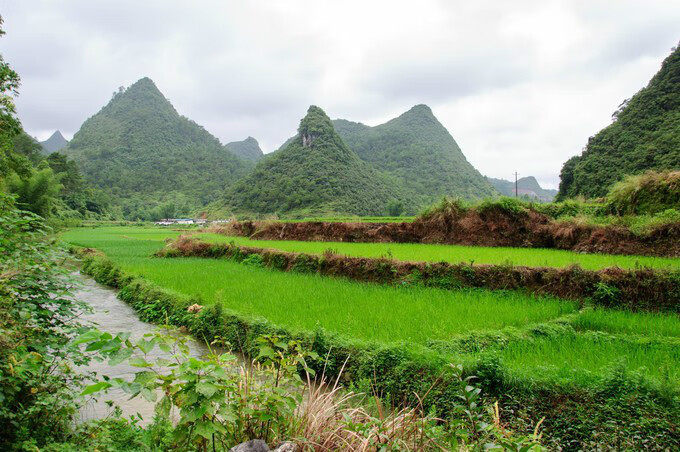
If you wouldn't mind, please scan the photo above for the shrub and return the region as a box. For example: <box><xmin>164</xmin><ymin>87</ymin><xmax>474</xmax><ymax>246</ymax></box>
<box><xmin>607</xmin><ymin>170</ymin><xmax>680</xmax><ymax>215</ymax></box>
<box><xmin>478</xmin><ymin>197</ymin><xmax>530</xmax><ymax>218</ymax></box>
<box><xmin>418</xmin><ymin>197</ymin><xmax>468</xmax><ymax>220</ymax></box>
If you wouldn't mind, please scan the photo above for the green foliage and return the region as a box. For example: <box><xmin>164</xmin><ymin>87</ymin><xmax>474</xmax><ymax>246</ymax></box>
<box><xmin>0</xmin><ymin>194</ymin><xmax>94</xmax><ymax>448</ymax></box>
<box><xmin>7</xmin><ymin>166</ymin><xmax>62</xmax><ymax>217</ymax></box>
<box><xmin>334</xmin><ymin>105</ymin><xmax>498</xmax><ymax>206</ymax></box>
<box><xmin>225</xmin><ymin>106</ymin><xmax>407</xmax><ymax>216</ymax></box>
<box><xmin>386</xmin><ymin>199</ymin><xmax>404</xmax><ymax>216</ymax></box>
<box><xmin>531</xmin><ymin>198</ymin><xmax>601</xmax><ymax>219</ymax></box>
<box><xmin>606</xmin><ymin>170</ymin><xmax>680</xmax><ymax>215</ymax></box>
<box><xmin>63</xmin><ymin>77</ymin><xmax>249</xmax><ymax>218</ymax></box>
<box><xmin>478</xmin><ymin>197</ymin><xmax>529</xmax><ymax>218</ymax></box>
<box><xmin>558</xmin><ymin>44</ymin><xmax>680</xmax><ymax>199</ymax></box>
<box><xmin>224</xmin><ymin>136</ymin><xmax>263</xmax><ymax>162</ymax></box>
<box><xmin>75</xmin><ymin>329</ymin><xmax>309</xmax><ymax>450</ymax></box>
<box><xmin>11</xmin><ymin>131</ymin><xmax>44</xmax><ymax>165</ymax></box>
<box><xmin>0</xmin><ymin>18</ymin><xmax>28</xmax><ymax>182</ymax></box>
<box><xmin>419</xmin><ymin>196</ymin><xmax>469</xmax><ymax>219</ymax></box>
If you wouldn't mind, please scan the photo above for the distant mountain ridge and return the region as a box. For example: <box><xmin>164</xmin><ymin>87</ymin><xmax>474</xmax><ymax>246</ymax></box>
<box><xmin>558</xmin><ymin>44</ymin><xmax>680</xmax><ymax>199</ymax></box>
<box><xmin>487</xmin><ymin>176</ymin><xmax>557</xmax><ymax>202</ymax></box>
<box><xmin>63</xmin><ymin>77</ymin><xmax>249</xmax><ymax>217</ymax></box>
<box><xmin>272</xmin><ymin>105</ymin><xmax>499</xmax><ymax>205</ymax></box>
<box><xmin>225</xmin><ymin>136</ymin><xmax>263</xmax><ymax>162</ymax></box>
<box><xmin>40</xmin><ymin>130</ymin><xmax>68</xmax><ymax>154</ymax></box>
<box><xmin>332</xmin><ymin>105</ymin><xmax>497</xmax><ymax>204</ymax></box>
<box><xmin>223</xmin><ymin>106</ymin><xmax>405</xmax><ymax>216</ymax></box>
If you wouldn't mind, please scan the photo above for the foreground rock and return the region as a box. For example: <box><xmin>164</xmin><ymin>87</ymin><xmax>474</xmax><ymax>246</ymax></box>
<box><xmin>229</xmin><ymin>440</ymin><xmax>297</xmax><ymax>452</ymax></box>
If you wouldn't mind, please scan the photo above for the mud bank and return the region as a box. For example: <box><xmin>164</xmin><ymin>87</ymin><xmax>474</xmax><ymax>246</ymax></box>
<box><xmin>221</xmin><ymin>210</ymin><xmax>680</xmax><ymax>257</ymax></box>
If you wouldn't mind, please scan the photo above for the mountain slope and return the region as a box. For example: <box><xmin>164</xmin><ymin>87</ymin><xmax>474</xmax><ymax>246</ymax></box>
<box><xmin>225</xmin><ymin>106</ymin><xmax>405</xmax><ymax>216</ymax></box>
<box><xmin>558</xmin><ymin>45</ymin><xmax>680</xmax><ymax>199</ymax></box>
<box><xmin>487</xmin><ymin>176</ymin><xmax>557</xmax><ymax>202</ymax></box>
<box><xmin>64</xmin><ymin>77</ymin><xmax>248</xmax><ymax>217</ymax></box>
<box><xmin>333</xmin><ymin>105</ymin><xmax>498</xmax><ymax>205</ymax></box>
<box><xmin>225</xmin><ymin>136</ymin><xmax>263</xmax><ymax>162</ymax></box>
<box><xmin>40</xmin><ymin>130</ymin><xmax>68</xmax><ymax>154</ymax></box>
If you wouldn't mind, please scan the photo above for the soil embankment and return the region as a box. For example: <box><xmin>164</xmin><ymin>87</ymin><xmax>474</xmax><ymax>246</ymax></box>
<box><xmin>222</xmin><ymin>209</ymin><xmax>680</xmax><ymax>257</ymax></box>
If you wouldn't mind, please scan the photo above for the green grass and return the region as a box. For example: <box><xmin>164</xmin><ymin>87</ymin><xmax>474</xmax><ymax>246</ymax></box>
<box><xmin>62</xmin><ymin>226</ymin><xmax>680</xmax><ymax>387</ymax></box>
<box><xmin>498</xmin><ymin>333</ymin><xmax>679</xmax><ymax>387</ymax></box>
<box><xmin>62</xmin><ymin>227</ymin><xmax>577</xmax><ymax>344</ymax></box>
<box><xmin>196</xmin><ymin>233</ymin><xmax>680</xmax><ymax>271</ymax></box>
<box><xmin>571</xmin><ymin>308</ymin><xmax>680</xmax><ymax>338</ymax></box>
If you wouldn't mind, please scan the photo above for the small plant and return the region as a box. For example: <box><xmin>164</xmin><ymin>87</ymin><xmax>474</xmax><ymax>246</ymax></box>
<box><xmin>448</xmin><ymin>364</ymin><xmax>543</xmax><ymax>451</ymax></box>
<box><xmin>591</xmin><ymin>282</ymin><xmax>621</xmax><ymax>307</ymax></box>
<box><xmin>242</xmin><ymin>253</ymin><xmax>264</xmax><ymax>267</ymax></box>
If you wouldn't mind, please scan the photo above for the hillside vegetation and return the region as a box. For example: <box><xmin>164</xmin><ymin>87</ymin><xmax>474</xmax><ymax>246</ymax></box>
<box><xmin>63</xmin><ymin>77</ymin><xmax>249</xmax><ymax>219</ymax></box>
<box><xmin>225</xmin><ymin>136</ymin><xmax>263</xmax><ymax>162</ymax></box>
<box><xmin>558</xmin><ymin>45</ymin><xmax>680</xmax><ymax>198</ymax></box>
<box><xmin>333</xmin><ymin>105</ymin><xmax>498</xmax><ymax>205</ymax></box>
<box><xmin>223</xmin><ymin>106</ymin><xmax>406</xmax><ymax>216</ymax></box>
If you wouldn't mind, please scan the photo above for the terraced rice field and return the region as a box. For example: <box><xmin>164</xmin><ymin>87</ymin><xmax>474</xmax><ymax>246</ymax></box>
<box><xmin>196</xmin><ymin>232</ymin><xmax>680</xmax><ymax>270</ymax></box>
<box><xmin>62</xmin><ymin>226</ymin><xmax>680</xmax><ymax>388</ymax></box>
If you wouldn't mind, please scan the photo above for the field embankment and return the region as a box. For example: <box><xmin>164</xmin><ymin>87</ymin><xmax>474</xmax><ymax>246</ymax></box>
<box><xmin>220</xmin><ymin>204</ymin><xmax>680</xmax><ymax>257</ymax></box>
<box><xmin>161</xmin><ymin>236</ymin><xmax>680</xmax><ymax>312</ymax></box>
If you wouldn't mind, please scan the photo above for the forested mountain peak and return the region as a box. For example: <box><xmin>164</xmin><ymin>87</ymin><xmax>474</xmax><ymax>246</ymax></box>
<box><xmin>40</xmin><ymin>130</ymin><xmax>68</xmax><ymax>154</ymax></box>
<box><xmin>332</xmin><ymin>105</ymin><xmax>498</xmax><ymax>205</ymax></box>
<box><xmin>402</xmin><ymin>103</ymin><xmax>434</xmax><ymax>117</ymax></box>
<box><xmin>90</xmin><ymin>76</ymin><xmax>180</xmax><ymax>121</ymax></box>
<box><xmin>297</xmin><ymin>106</ymin><xmax>354</xmax><ymax>159</ymax></box>
<box><xmin>557</xmin><ymin>44</ymin><xmax>680</xmax><ymax>199</ymax></box>
<box><xmin>222</xmin><ymin>105</ymin><xmax>406</xmax><ymax>216</ymax></box>
<box><xmin>63</xmin><ymin>77</ymin><xmax>248</xmax><ymax>219</ymax></box>
<box><xmin>225</xmin><ymin>136</ymin><xmax>263</xmax><ymax>162</ymax></box>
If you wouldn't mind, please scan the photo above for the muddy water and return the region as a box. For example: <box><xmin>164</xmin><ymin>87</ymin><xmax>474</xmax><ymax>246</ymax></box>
<box><xmin>75</xmin><ymin>273</ymin><xmax>209</xmax><ymax>424</ymax></box>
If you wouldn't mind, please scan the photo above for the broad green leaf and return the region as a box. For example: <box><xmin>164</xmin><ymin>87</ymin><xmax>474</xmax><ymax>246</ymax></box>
<box><xmin>81</xmin><ymin>381</ymin><xmax>111</xmax><ymax>395</ymax></box>
<box><xmin>108</xmin><ymin>347</ymin><xmax>133</xmax><ymax>366</ymax></box>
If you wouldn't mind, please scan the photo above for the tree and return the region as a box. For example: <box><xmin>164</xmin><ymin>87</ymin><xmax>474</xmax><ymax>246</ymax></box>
<box><xmin>7</xmin><ymin>167</ymin><xmax>62</xmax><ymax>217</ymax></box>
<box><xmin>387</xmin><ymin>200</ymin><xmax>404</xmax><ymax>216</ymax></box>
<box><xmin>0</xmin><ymin>16</ymin><xmax>24</xmax><ymax>179</ymax></box>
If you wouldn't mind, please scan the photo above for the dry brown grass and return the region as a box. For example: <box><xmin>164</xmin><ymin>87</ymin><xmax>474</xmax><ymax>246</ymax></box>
<box><xmin>295</xmin><ymin>368</ymin><xmax>447</xmax><ymax>451</ymax></box>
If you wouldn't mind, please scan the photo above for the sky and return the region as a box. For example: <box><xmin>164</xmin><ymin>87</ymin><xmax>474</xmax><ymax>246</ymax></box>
<box><xmin>2</xmin><ymin>0</ymin><xmax>678</xmax><ymax>188</ymax></box>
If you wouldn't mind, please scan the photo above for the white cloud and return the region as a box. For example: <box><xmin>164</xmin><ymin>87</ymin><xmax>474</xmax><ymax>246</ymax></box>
<box><xmin>1</xmin><ymin>0</ymin><xmax>677</xmax><ymax>188</ymax></box>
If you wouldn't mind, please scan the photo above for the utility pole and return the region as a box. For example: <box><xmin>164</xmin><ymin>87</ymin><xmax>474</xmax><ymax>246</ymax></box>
<box><xmin>513</xmin><ymin>171</ymin><xmax>519</xmax><ymax>197</ymax></box>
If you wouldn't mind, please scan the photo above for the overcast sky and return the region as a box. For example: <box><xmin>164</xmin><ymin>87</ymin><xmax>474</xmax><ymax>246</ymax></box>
<box><xmin>2</xmin><ymin>0</ymin><xmax>678</xmax><ymax>188</ymax></box>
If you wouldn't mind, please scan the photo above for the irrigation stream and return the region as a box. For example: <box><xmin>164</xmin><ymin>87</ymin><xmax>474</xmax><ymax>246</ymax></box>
<box><xmin>75</xmin><ymin>273</ymin><xmax>209</xmax><ymax>424</ymax></box>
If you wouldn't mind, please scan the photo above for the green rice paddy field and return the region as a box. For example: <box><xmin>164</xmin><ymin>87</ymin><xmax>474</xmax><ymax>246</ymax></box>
<box><xmin>196</xmin><ymin>232</ymin><xmax>680</xmax><ymax>271</ymax></box>
<box><xmin>62</xmin><ymin>226</ymin><xmax>680</xmax><ymax>388</ymax></box>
